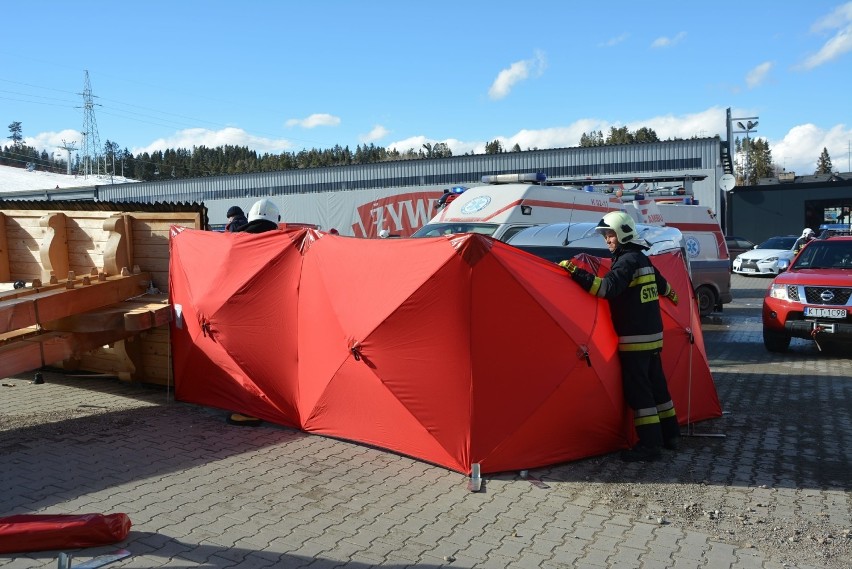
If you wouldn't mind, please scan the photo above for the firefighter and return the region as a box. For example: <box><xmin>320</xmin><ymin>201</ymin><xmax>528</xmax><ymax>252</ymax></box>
<box><xmin>559</xmin><ymin>211</ymin><xmax>681</xmax><ymax>462</ymax></box>
<box><xmin>794</xmin><ymin>227</ymin><xmax>815</xmax><ymax>252</ymax></box>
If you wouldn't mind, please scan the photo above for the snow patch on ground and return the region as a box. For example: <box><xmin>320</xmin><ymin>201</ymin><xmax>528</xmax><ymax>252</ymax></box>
<box><xmin>0</xmin><ymin>164</ymin><xmax>137</xmax><ymax>194</ymax></box>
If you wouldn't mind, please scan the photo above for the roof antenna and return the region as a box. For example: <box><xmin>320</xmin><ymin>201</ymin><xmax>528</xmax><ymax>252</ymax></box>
<box><xmin>562</xmin><ymin>197</ymin><xmax>577</xmax><ymax>246</ymax></box>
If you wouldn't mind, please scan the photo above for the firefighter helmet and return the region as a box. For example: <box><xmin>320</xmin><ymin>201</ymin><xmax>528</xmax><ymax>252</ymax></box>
<box><xmin>595</xmin><ymin>211</ymin><xmax>636</xmax><ymax>244</ymax></box>
<box><xmin>247</xmin><ymin>198</ymin><xmax>280</xmax><ymax>224</ymax></box>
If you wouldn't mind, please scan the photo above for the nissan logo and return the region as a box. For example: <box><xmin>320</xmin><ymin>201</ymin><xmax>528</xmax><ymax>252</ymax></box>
<box><xmin>820</xmin><ymin>290</ymin><xmax>835</xmax><ymax>302</ymax></box>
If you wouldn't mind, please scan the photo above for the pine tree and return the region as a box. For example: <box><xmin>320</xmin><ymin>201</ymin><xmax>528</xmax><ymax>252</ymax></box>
<box><xmin>748</xmin><ymin>139</ymin><xmax>774</xmax><ymax>184</ymax></box>
<box><xmin>815</xmin><ymin>147</ymin><xmax>833</xmax><ymax>174</ymax></box>
<box><xmin>7</xmin><ymin>122</ymin><xmax>23</xmax><ymax>147</ymax></box>
<box><xmin>485</xmin><ymin>139</ymin><xmax>503</xmax><ymax>154</ymax></box>
<box><xmin>605</xmin><ymin>126</ymin><xmax>633</xmax><ymax>145</ymax></box>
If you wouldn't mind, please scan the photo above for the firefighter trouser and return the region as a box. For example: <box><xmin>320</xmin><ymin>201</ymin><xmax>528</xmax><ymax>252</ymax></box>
<box><xmin>618</xmin><ymin>349</ymin><xmax>680</xmax><ymax>448</ymax></box>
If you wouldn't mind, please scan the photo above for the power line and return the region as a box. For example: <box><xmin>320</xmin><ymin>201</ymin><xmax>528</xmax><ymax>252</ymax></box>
<box><xmin>1</xmin><ymin>74</ymin><xmax>324</xmax><ymax>148</ymax></box>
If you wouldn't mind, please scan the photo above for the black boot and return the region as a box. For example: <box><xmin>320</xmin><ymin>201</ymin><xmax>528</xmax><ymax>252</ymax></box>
<box><xmin>663</xmin><ymin>435</ymin><xmax>680</xmax><ymax>450</ymax></box>
<box><xmin>620</xmin><ymin>445</ymin><xmax>662</xmax><ymax>462</ymax></box>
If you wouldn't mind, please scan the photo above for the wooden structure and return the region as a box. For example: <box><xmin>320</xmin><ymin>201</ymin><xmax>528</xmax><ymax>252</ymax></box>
<box><xmin>0</xmin><ymin>203</ymin><xmax>206</xmax><ymax>384</ymax></box>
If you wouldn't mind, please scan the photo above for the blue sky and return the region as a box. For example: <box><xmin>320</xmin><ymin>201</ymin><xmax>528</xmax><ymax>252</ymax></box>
<box><xmin>2</xmin><ymin>0</ymin><xmax>852</xmax><ymax>175</ymax></box>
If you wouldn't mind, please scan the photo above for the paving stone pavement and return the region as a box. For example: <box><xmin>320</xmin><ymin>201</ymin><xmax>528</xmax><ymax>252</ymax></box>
<box><xmin>0</xmin><ymin>275</ymin><xmax>850</xmax><ymax>568</ymax></box>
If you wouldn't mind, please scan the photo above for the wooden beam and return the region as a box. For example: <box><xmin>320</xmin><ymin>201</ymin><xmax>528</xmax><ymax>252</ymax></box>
<box><xmin>0</xmin><ymin>272</ymin><xmax>151</xmax><ymax>334</ymax></box>
<box><xmin>41</xmin><ymin>294</ymin><xmax>171</xmax><ymax>333</ymax></box>
<box><xmin>0</xmin><ymin>331</ymin><xmax>74</xmax><ymax>379</ymax></box>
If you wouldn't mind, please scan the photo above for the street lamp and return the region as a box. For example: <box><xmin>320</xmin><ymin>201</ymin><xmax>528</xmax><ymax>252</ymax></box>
<box><xmin>734</xmin><ymin>118</ymin><xmax>758</xmax><ymax>184</ymax></box>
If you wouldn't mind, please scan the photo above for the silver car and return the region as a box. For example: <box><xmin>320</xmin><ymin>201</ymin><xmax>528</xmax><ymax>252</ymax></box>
<box><xmin>732</xmin><ymin>236</ymin><xmax>798</xmax><ymax>276</ymax></box>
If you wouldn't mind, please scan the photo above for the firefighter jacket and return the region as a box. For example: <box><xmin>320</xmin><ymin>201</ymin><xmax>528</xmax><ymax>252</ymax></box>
<box><xmin>569</xmin><ymin>243</ymin><xmax>673</xmax><ymax>352</ymax></box>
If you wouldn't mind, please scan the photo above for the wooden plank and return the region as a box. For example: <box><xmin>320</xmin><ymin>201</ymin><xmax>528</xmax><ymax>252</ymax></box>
<box><xmin>7</xmin><ymin>260</ymin><xmax>42</xmax><ymax>281</ymax></box>
<box><xmin>0</xmin><ymin>331</ymin><xmax>74</xmax><ymax>378</ymax></box>
<box><xmin>36</xmin><ymin>272</ymin><xmax>152</xmax><ymax>323</ymax></box>
<box><xmin>40</xmin><ymin>294</ymin><xmax>171</xmax><ymax>333</ymax></box>
<box><xmin>0</xmin><ymin>213</ymin><xmax>10</xmax><ymax>281</ymax></box>
<box><xmin>0</xmin><ymin>272</ymin><xmax>151</xmax><ymax>334</ymax></box>
<box><xmin>0</xmin><ymin>272</ymin><xmax>97</xmax><ymax>302</ymax></box>
<box><xmin>66</xmin><ymin>225</ymin><xmax>109</xmax><ymax>242</ymax></box>
<box><xmin>0</xmin><ymin>325</ymin><xmax>40</xmax><ymax>345</ymax></box>
<box><xmin>0</xmin><ymin>298</ymin><xmax>37</xmax><ymax>333</ymax></box>
<box><xmin>1</xmin><ymin>210</ymin><xmax>120</xmax><ymax>221</ymax></box>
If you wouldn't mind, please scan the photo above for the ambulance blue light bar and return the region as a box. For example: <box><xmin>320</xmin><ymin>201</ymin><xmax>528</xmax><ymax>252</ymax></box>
<box><xmin>481</xmin><ymin>172</ymin><xmax>547</xmax><ymax>184</ymax></box>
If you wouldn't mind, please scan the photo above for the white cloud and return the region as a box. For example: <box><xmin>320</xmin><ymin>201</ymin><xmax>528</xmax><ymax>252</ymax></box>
<box><xmin>799</xmin><ymin>26</ymin><xmax>852</xmax><ymax>69</ymax></box>
<box><xmin>133</xmin><ymin>127</ymin><xmax>294</xmax><ymax>155</ymax></box>
<box><xmin>24</xmin><ymin>129</ymin><xmax>85</xmax><ymax>160</ymax></box>
<box><xmin>285</xmin><ymin>113</ymin><xmax>341</xmax><ymax>128</ymax></box>
<box><xmin>359</xmin><ymin>125</ymin><xmax>390</xmax><ymax>143</ymax></box>
<box><xmin>745</xmin><ymin>61</ymin><xmax>773</xmax><ymax>89</ymax></box>
<box><xmin>488</xmin><ymin>50</ymin><xmax>547</xmax><ymax>100</ymax></box>
<box><xmin>651</xmin><ymin>32</ymin><xmax>686</xmax><ymax>48</ymax></box>
<box><xmin>770</xmin><ymin>123</ymin><xmax>852</xmax><ymax>174</ymax></box>
<box><xmin>811</xmin><ymin>1</ymin><xmax>852</xmax><ymax>32</ymax></box>
<box><xmin>387</xmin><ymin>108</ymin><xmax>728</xmax><ymax>157</ymax></box>
<box><xmin>600</xmin><ymin>33</ymin><xmax>629</xmax><ymax>47</ymax></box>
<box><xmin>799</xmin><ymin>2</ymin><xmax>852</xmax><ymax>69</ymax></box>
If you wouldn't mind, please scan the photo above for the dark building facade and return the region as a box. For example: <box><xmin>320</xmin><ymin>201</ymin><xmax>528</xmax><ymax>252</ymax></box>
<box><xmin>726</xmin><ymin>173</ymin><xmax>852</xmax><ymax>243</ymax></box>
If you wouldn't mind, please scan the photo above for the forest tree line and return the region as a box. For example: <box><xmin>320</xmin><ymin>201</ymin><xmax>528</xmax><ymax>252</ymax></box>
<box><xmin>3</xmin><ymin>121</ymin><xmax>838</xmax><ymax>186</ymax></box>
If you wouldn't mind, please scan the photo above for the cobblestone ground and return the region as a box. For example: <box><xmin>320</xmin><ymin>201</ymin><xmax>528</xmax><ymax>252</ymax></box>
<box><xmin>0</xmin><ymin>274</ymin><xmax>849</xmax><ymax>568</ymax></box>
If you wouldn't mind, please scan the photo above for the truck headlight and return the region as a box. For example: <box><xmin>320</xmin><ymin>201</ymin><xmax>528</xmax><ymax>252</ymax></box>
<box><xmin>768</xmin><ymin>283</ymin><xmax>789</xmax><ymax>300</ymax></box>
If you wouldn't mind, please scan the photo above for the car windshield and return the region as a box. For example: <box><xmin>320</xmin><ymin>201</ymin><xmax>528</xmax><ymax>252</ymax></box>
<box><xmin>791</xmin><ymin>240</ymin><xmax>852</xmax><ymax>270</ymax></box>
<box><xmin>757</xmin><ymin>236</ymin><xmax>797</xmax><ymax>250</ymax></box>
<box><xmin>411</xmin><ymin>223</ymin><xmax>498</xmax><ymax>238</ymax></box>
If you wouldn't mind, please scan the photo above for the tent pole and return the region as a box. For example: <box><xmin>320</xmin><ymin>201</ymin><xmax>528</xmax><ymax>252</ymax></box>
<box><xmin>467</xmin><ymin>463</ymin><xmax>482</xmax><ymax>492</ymax></box>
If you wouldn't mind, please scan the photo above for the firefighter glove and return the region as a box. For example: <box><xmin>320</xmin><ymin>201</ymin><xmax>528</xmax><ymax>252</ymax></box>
<box><xmin>559</xmin><ymin>260</ymin><xmax>578</xmax><ymax>274</ymax></box>
<box><xmin>666</xmin><ymin>288</ymin><xmax>679</xmax><ymax>306</ymax></box>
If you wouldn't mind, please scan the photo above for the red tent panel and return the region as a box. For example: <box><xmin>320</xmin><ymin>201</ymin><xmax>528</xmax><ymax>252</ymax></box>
<box><xmin>169</xmin><ymin>229</ymin><xmax>722</xmax><ymax>474</ymax></box>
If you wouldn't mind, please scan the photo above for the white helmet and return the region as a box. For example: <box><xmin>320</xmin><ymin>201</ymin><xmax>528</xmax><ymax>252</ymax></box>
<box><xmin>595</xmin><ymin>211</ymin><xmax>637</xmax><ymax>244</ymax></box>
<box><xmin>378</xmin><ymin>229</ymin><xmax>390</xmax><ymax>238</ymax></box>
<box><xmin>801</xmin><ymin>227</ymin><xmax>814</xmax><ymax>238</ymax></box>
<box><xmin>248</xmin><ymin>198</ymin><xmax>280</xmax><ymax>224</ymax></box>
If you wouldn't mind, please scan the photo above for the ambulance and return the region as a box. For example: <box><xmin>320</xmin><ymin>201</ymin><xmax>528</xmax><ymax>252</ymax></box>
<box><xmin>411</xmin><ymin>173</ymin><xmax>623</xmax><ymax>241</ymax></box>
<box><xmin>412</xmin><ymin>172</ymin><xmax>731</xmax><ymax>316</ymax></box>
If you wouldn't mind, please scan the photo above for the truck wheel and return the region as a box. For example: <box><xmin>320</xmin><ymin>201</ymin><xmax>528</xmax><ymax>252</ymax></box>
<box><xmin>763</xmin><ymin>327</ymin><xmax>791</xmax><ymax>352</ymax></box>
<box><xmin>695</xmin><ymin>285</ymin><xmax>716</xmax><ymax>317</ymax></box>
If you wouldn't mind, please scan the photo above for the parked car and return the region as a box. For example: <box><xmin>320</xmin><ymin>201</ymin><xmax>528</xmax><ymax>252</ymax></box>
<box><xmin>505</xmin><ymin>222</ymin><xmax>732</xmax><ymax>317</ymax></box>
<box><xmin>762</xmin><ymin>236</ymin><xmax>852</xmax><ymax>352</ymax></box>
<box><xmin>725</xmin><ymin>236</ymin><xmax>756</xmax><ymax>268</ymax></box>
<box><xmin>732</xmin><ymin>235</ymin><xmax>798</xmax><ymax>276</ymax></box>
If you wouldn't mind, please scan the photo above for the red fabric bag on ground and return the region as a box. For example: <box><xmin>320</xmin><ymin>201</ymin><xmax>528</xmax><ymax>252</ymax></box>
<box><xmin>0</xmin><ymin>513</ymin><xmax>131</xmax><ymax>553</ymax></box>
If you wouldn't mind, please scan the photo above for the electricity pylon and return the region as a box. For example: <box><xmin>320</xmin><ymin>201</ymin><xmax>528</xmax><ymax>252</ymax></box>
<box><xmin>78</xmin><ymin>70</ymin><xmax>102</xmax><ymax>178</ymax></box>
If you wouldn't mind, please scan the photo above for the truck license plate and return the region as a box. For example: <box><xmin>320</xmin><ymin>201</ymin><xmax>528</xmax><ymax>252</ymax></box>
<box><xmin>804</xmin><ymin>307</ymin><xmax>848</xmax><ymax>318</ymax></box>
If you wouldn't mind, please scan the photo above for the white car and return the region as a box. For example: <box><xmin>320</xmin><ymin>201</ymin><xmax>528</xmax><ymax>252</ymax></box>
<box><xmin>732</xmin><ymin>236</ymin><xmax>798</xmax><ymax>275</ymax></box>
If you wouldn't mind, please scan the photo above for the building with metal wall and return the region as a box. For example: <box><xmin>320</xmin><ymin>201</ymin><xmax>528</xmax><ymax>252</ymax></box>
<box><xmin>89</xmin><ymin>137</ymin><xmax>726</xmax><ymax>212</ymax></box>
